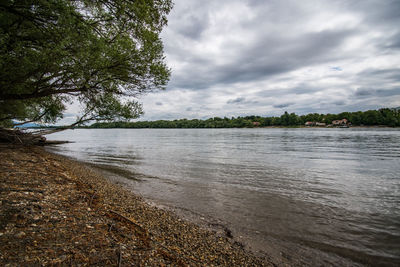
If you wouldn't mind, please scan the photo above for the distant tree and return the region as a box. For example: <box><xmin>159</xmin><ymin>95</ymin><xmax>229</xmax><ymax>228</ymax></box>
<box><xmin>0</xmin><ymin>0</ymin><xmax>172</xmax><ymax>132</ymax></box>
<box><xmin>87</xmin><ymin>109</ymin><xmax>400</xmax><ymax>129</ymax></box>
<box><xmin>280</xmin><ymin>111</ymin><xmax>290</xmax><ymax>126</ymax></box>
<box><xmin>349</xmin><ymin>111</ymin><xmax>362</xmax><ymax>126</ymax></box>
<box><xmin>362</xmin><ymin>110</ymin><xmax>379</xmax><ymax>125</ymax></box>
<box><xmin>288</xmin><ymin>112</ymin><xmax>299</xmax><ymax>125</ymax></box>
<box><xmin>271</xmin><ymin>116</ymin><xmax>281</xmax><ymax>126</ymax></box>
<box><xmin>380</xmin><ymin>108</ymin><xmax>398</xmax><ymax>127</ymax></box>
<box><xmin>261</xmin><ymin>117</ymin><xmax>272</xmax><ymax>126</ymax></box>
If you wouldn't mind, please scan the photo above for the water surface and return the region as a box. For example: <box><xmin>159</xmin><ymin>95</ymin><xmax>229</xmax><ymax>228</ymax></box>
<box><xmin>47</xmin><ymin>128</ymin><xmax>400</xmax><ymax>266</ymax></box>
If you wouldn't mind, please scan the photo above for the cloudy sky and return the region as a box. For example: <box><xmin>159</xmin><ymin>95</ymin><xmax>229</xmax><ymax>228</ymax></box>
<box><xmin>58</xmin><ymin>0</ymin><xmax>400</xmax><ymax>124</ymax></box>
<box><xmin>134</xmin><ymin>0</ymin><xmax>400</xmax><ymax>120</ymax></box>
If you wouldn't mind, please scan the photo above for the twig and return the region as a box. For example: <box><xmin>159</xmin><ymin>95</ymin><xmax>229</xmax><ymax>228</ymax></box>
<box><xmin>109</xmin><ymin>210</ymin><xmax>145</xmax><ymax>233</ymax></box>
<box><xmin>118</xmin><ymin>245</ymin><xmax>122</xmax><ymax>267</ymax></box>
<box><xmin>15</xmin><ymin>134</ymin><xmax>23</xmax><ymax>144</ymax></box>
<box><xmin>88</xmin><ymin>192</ymin><xmax>96</xmax><ymax>207</ymax></box>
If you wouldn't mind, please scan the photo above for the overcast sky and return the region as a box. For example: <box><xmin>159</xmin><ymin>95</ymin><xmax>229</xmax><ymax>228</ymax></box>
<box><xmin>136</xmin><ymin>0</ymin><xmax>400</xmax><ymax>121</ymax></box>
<box><xmin>63</xmin><ymin>0</ymin><xmax>400</xmax><ymax>123</ymax></box>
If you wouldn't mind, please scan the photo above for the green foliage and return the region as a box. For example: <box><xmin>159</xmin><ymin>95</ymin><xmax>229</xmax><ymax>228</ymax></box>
<box><xmin>0</xmin><ymin>0</ymin><xmax>172</xmax><ymax>126</ymax></box>
<box><xmin>89</xmin><ymin>108</ymin><xmax>400</xmax><ymax>129</ymax></box>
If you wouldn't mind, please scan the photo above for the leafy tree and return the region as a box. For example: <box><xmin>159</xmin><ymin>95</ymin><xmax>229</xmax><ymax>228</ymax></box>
<box><xmin>361</xmin><ymin>110</ymin><xmax>379</xmax><ymax>125</ymax></box>
<box><xmin>349</xmin><ymin>111</ymin><xmax>362</xmax><ymax>126</ymax></box>
<box><xmin>0</xmin><ymin>0</ymin><xmax>172</xmax><ymax>128</ymax></box>
<box><xmin>271</xmin><ymin>116</ymin><xmax>281</xmax><ymax>126</ymax></box>
<box><xmin>380</xmin><ymin>108</ymin><xmax>398</xmax><ymax>127</ymax></box>
<box><xmin>280</xmin><ymin>111</ymin><xmax>290</xmax><ymax>126</ymax></box>
<box><xmin>261</xmin><ymin>117</ymin><xmax>272</xmax><ymax>126</ymax></box>
<box><xmin>288</xmin><ymin>112</ymin><xmax>299</xmax><ymax>125</ymax></box>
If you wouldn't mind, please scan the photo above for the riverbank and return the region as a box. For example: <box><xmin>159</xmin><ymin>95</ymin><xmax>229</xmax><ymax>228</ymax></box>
<box><xmin>0</xmin><ymin>144</ymin><xmax>271</xmax><ymax>266</ymax></box>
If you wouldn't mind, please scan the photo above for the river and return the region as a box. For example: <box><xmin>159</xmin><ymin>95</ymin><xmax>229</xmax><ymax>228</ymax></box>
<box><xmin>47</xmin><ymin>128</ymin><xmax>400</xmax><ymax>266</ymax></box>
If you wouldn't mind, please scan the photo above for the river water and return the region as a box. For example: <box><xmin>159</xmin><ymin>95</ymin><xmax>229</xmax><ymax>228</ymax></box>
<box><xmin>47</xmin><ymin>128</ymin><xmax>400</xmax><ymax>266</ymax></box>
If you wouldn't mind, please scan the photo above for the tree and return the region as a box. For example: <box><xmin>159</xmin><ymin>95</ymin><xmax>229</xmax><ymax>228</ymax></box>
<box><xmin>362</xmin><ymin>110</ymin><xmax>379</xmax><ymax>125</ymax></box>
<box><xmin>0</xmin><ymin>0</ymin><xmax>172</xmax><ymax>132</ymax></box>
<box><xmin>288</xmin><ymin>112</ymin><xmax>299</xmax><ymax>125</ymax></box>
<box><xmin>280</xmin><ymin>111</ymin><xmax>290</xmax><ymax>126</ymax></box>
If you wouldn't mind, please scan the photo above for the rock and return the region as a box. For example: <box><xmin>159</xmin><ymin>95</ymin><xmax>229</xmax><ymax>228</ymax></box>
<box><xmin>15</xmin><ymin>232</ymin><xmax>26</xmax><ymax>238</ymax></box>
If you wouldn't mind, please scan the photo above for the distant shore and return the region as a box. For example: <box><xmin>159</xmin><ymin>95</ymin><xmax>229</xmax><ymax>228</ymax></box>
<box><xmin>0</xmin><ymin>144</ymin><xmax>270</xmax><ymax>266</ymax></box>
<box><xmin>24</xmin><ymin>125</ymin><xmax>400</xmax><ymax>130</ymax></box>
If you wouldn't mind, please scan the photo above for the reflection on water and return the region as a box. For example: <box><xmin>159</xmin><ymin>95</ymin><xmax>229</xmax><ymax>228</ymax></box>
<box><xmin>47</xmin><ymin>128</ymin><xmax>400</xmax><ymax>266</ymax></box>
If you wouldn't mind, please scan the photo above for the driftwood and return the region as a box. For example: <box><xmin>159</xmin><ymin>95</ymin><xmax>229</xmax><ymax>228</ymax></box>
<box><xmin>0</xmin><ymin>128</ymin><xmax>45</xmax><ymax>145</ymax></box>
<box><xmin>42</xmin><ymin>140</ymin><xmax>72</xmax><ymax>145</ymax></box>
<box><xmin>0</xmin><ymin>128</ymin><xmax>71</xmax><ymax>146</ymax></box>
<box><xmin>118</xmin><ymin>245</ymin><xmax>122</xmax><ymax>267</ymax></box>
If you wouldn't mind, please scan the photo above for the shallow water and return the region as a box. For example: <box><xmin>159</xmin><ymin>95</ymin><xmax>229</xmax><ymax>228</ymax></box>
<box><xmin>47</xmin><ymin>128</ymin><xmax>400</xmax><ymax>266</ymax></box>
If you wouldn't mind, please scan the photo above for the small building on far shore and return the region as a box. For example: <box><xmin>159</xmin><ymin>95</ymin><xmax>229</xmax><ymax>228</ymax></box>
<box><xmin>305</xmin><ymin>121</ymin><xmax>315</xmax><ymax>126</ymax></box>
<box><xmin>332</xmin><ymin>119</ymin><xmax>348</xmax><ymax>126</ymax></box>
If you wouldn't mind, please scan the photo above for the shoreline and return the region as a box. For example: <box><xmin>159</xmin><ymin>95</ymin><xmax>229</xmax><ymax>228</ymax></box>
<box><xmin>51</xmin><ymin>150</ymin><xmax>296</xmax><ymax>266</ymax></box>
<box><xmin>86</xmin><ymin>162</ymin><xmax>301</xmax><ymax>266</ymax></box>
<box><xmin>0</xmin><ymin>144</ymin><xmax>271</xmax><ymax>266</ymax></box>
<box><xmin>23</xmin><ymin>125</ymin><xmax>400</xmax><ymax>130</ymax></box>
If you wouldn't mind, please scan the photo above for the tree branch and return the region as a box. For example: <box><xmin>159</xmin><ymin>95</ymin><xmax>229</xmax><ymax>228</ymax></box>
<box><xmin>13</xmin><ymin>109</ymin><xmax>51</xmax><ymax>126</ymax></box>
<box><xmin>32</xmin><ymin>108</ymin><xmax>97</xmax><ymax>136</ymax></box>
<box><xmin>0</xmin><ymin>88</ymin><xmax>84</xmax><ymax>101</ymax></box>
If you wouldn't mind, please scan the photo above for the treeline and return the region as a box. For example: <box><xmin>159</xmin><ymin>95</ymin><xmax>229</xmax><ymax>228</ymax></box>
<box><xmin>89</xmin><ymin>108</ymin><xmax>400</xmax><ymax>128</ymax></box>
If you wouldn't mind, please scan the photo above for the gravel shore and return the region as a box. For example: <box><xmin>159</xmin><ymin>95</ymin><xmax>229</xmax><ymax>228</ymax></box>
<box><xmin>0</xmin><ymin>144</ymin><xmax>272</xmax><ymax>266</ymax></box>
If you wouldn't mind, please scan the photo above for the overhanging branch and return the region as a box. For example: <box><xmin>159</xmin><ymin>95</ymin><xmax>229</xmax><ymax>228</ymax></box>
<box><xmin>13</xmin><ymin>109</ymin><xmax>51</xmax><ymax>126</ymax></box>
<box><xmin>32</xmin><ymin>108</ymin><xmax>96</xmax><ymax>136</ymax></box>
<box><xmin>0</xmin><ymin>88</ymin><xmax>84</xmax><ymax>101</ymax></box>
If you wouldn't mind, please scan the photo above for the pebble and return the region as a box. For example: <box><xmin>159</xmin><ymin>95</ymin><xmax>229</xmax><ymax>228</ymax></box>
<box><xmin>15</xmin><ymin>232</ymin><xmax>26</xmax><ymax>238</ymax></box>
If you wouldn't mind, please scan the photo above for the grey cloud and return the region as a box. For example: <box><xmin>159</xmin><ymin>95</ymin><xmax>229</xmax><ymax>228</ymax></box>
<box><xmin>256</xmin><ymin>84</ymin><xmax>322</xmax><ymax>98</ymax></box>
<box><xmin>226</xmin><ymin>97</ymin><xmax>259</xmax><ymax>105</ymax></box>
<box><xmin>155</xmin><ymin>102</ymin><xmax>163</xmax><ymax>106</ymax></box>
<box><xmin>346</xmin><ymin>1</ymin><xmax>400</xmax><ymax>53</ymax></box>
<box><xmin>386</xmin><ymin>38</ymin><xmax>400</xmax><ymax>50</ymax></box>
<box><xmin>164</xmin><ymin>0</ymin><xmax>400</xmax><ymax>91</ymax></box>
<box><xmin>332</xmin><ymin>100</ymin><xmax>346</xmax><ymax>106</ymax></box>
<box><xmin>223</xmin><ymin>29</ymin><xmax>354</xmax><ymax>84</ymax></box>
<box><xmin>354</xmin><ymin>88</ymin><xmax>374</xmax><ymax>97</ymax></box>
<box><xmin>358</xmin><ymin>68</ymin><xmax>400</xmax><ymax>83</ymax></box>
<box><xmin>176</xmin><ymin>15</ymin><xmax>209</xmax><ymax>39</ymax></box>
<box><xmin>352</xmin><ymin>69</ymin><xmax>400</xmax><ymax>100</ymax></box>
<box><xmin>273</xmin><ymin>103</ymin><xmax>293</xmax><ymax>108</ymax></box>
<box><xmin>151</xmin><ymin>0</ymin><xmax>400</xmax><ymax>119</ymax></box>
<box><xmin>354</xmin><ymin>88</ymin><xmax>400</xmax><ymax>98</ymax></box>
<box><xmin>373</xmin><ymin>88</ymin><xmax>400</xmax><ymax>97</ymax></box>
<box><xmin>169</xmin><ymin>27</ymin><xmax>355</xmax><ymax>90</ymax></box>
<box><xmin>227</xmin><ymin>97</ymin><xmax>246</xmax><ymax>104</ymax></box>
<box><xmin>380</xmin><ymin>32</ymin><xmax>400</xmax><ymax>51</ymax></box>
<box><xmin>199</xmin><ymin>105</ymin><xmax>212</xmax><ymax>111</ymax></box>
<box><xmin>357</xmin><ymin>0</ymin><xmax>400</xmax><ymax>25</ymax></box>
